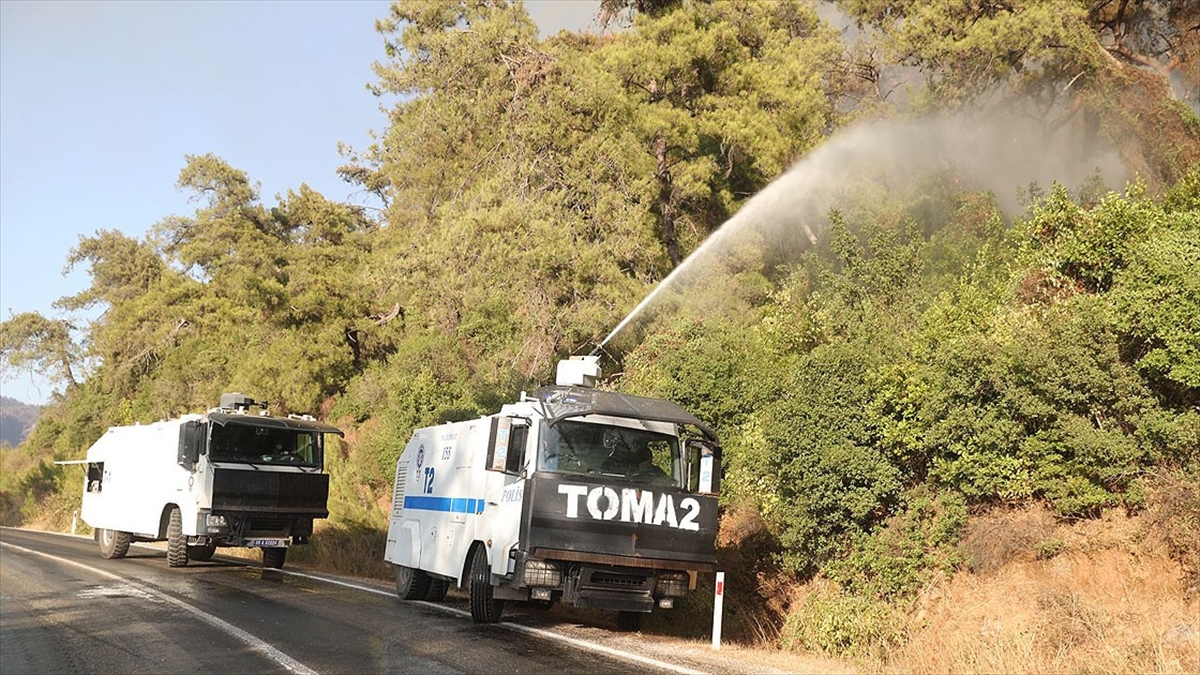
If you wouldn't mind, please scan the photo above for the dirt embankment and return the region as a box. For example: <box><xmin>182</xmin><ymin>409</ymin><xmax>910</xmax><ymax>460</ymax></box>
<box><xmin>888</xmin><ymin>507</ymin><xmax>1198</xmax><ymax>674</ymax></box>
<box><xmin>698</xmin><ymin>478</ymin><xmax>1199</xmax><ymax>674</ymax></box>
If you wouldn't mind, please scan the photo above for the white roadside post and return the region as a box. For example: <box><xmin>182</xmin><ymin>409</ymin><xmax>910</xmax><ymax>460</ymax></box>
<box><xmin>712</xmin><ymin>571</ymin><xmax>725</xmax><ymax>650</ymax></box>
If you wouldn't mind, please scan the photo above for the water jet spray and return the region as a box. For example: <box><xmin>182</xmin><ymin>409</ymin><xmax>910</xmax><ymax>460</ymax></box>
<box><xmin>589</xmin><ymin>114</ymin><xmax>1126</xmax><ymax>358</ymax></box>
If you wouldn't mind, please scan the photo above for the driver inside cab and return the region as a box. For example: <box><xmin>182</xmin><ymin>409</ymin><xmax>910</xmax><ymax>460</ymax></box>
<box><xmin>602</xmin><ymin>430</ymin><xmax>669</xmax><ymax>484</ymax></box>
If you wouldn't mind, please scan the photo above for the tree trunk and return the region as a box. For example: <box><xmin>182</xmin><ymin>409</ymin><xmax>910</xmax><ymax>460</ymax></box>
<box><xmin>653</xmin><ymin>132</ymin><xmax>682</xmax><ymax>267</ymax></box>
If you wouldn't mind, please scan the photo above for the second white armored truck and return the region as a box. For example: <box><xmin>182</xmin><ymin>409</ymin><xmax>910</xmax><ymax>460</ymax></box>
<box><xmin>80</xmin><ymin>394</ymin><xmax>343</xmax><ymax>569</ymax></box>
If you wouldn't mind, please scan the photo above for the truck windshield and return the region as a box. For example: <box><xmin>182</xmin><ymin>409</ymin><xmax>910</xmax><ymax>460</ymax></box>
<box><xmin>538</xmin><ymin>420</ymin><xmax>676</xmax><ymax>486</ymax></box>
<box><xmin>208</xmin><ymin>424</ymin><xmax>322</xmax><ymax>468</ymax></box>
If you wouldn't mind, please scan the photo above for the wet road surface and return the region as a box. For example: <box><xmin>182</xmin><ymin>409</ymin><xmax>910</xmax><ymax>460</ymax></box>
<box><xmin>1</xmin><ymin>528</ymin><xmax>699</xmax><ymax>675</ymax></box>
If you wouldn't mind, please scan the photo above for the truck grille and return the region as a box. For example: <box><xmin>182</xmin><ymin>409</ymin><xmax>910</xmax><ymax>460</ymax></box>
<box><xmin>211</xmin><ymin>469</ymin><xmax>329</xmax><ymax>515</ymax></box>
<box><xmin>588</xmin><ymin>571</ymin><xmax>649</xmax><ymax>591</ymax></box>
<box><xmin>246</xmin><ymin>518</ymin><xmax>288</xmax><ymax>535</ymax></box>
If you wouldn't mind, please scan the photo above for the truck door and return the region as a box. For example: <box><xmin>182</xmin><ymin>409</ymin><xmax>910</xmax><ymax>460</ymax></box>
<box><xmin>480</xmin><ymin>416</ymin><xmax>530</xmax><ymax>578</ymax></box>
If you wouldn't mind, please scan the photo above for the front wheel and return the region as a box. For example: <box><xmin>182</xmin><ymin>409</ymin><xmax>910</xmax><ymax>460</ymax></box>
<box><xmin>262</xmin><ymin>547</ymin><xmax>287</xmax><ymax>569</ymax></box>
<box><xmin>469</xmin><ymin>546</ymin><xmax>504</xmax><ymax>623</ymax></box>
<box><xmin>166</xmin><ymin>507</ymin><xmax>188</xmax><ymax>568</ymax></box>
<box><xmin>97</xmin><ymin>528</ymin><xmax>131</xmax><ymax>560</ymax></box>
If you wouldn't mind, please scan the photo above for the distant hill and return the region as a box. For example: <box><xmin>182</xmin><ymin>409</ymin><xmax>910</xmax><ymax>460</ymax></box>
<box><xmin>0</xmin><ymin>396</ymin><xmax>41</xmax><ymax>448</ymax></box>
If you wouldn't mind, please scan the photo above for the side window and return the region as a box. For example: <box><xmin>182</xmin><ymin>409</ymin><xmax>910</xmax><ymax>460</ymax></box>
<box><xmin>507</xmin><ymin>425</ymin><xmax>527</xmax><ymax>474</ymax></box>
<box><xmin>684</xmin><ymin>443</ymin><xmax>700</xmax><ymax>493</ymax></box>
<box><xmin>295</xmin><ymin>433</ymin><xmax>315</xmax><ymax>463</ymax></box>
<box><xmin>87</xmin><ymin>462</ymin><xmax>104</xmax><ymax>493</ymax></box>
<box><xmin>178</xmin><ymin>420</ymin><xmax>204</xmax><ymax>468</ymax></box>
<box><xmin>487</xmin><ymin>417</ymin><xmax>529</xmax><ymax>475</ymax></box>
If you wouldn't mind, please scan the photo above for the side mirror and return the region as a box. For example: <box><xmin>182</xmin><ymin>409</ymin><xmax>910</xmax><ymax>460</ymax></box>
<box><xmin>487</xmin><ymin>417</ymin><xmax>528</xmax><ymax>474</ymax></box>
<box><xmin>177</xmin><ymin>421</ymin><xmax>204</xmax><ymax>469</ymax></box>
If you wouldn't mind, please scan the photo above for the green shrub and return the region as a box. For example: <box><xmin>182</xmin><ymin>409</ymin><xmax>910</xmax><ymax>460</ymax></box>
<box><xmin>1035</xmin><ymin>538</ymin><xmax>1066</xmax><ymax>560</ymax></box>
<box><xmin>780</xmin><ymin>584</ymin><xmax>905</xmax><ymax>659</ymax></box>
<box><xmin>825</xmin><ymin>487</ymin><xmax>966</xmax><ymax>600</ymax></box>
<box><xmin>760</xmin><ymin>341</ymin><xmax>905</xmax><ymax>576</ymax></box>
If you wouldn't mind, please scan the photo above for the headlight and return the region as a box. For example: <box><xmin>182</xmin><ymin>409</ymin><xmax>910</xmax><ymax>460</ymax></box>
<box><xmin>206</xmin><ymin>514</ymin><xmax>228</xmax><ymax>529</ymax></box>
<box><xmin>655</xmin><ymin>571</ymin><xmax>689</xmax><ymax>597</ymax></box>
<box><xmin>522</xmin><ymin>559</ymin><xmax>562</xmax><ymax>587</ymax></box>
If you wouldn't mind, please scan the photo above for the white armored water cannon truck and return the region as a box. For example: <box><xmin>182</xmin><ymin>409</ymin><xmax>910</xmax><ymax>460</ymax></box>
<box><xmin>384</xmin><ymin>356</ymin><xmax>722</xmax><ymax>630</ymax></box>
<box><xmin>78</xmin><ymin>393</ymin><xmax>343</xmax><ymax>569</ymax></box>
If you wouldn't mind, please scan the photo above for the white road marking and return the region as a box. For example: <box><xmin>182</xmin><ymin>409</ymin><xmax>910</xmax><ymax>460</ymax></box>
<box><xmin>491</xmin><ymin>618</ymin><xmax>708</xmax><ymax>675</ymax></box>
<box><xmin>0</xmin><ymin>541</ymin><xmax>319</xmax><ymax>675</ymax></box>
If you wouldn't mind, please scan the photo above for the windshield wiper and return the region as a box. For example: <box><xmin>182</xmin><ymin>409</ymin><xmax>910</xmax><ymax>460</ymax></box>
<box><xmin>210</xmin><ymin>459</ymin><xmax>262</xmax><ymax>470</ymax></box>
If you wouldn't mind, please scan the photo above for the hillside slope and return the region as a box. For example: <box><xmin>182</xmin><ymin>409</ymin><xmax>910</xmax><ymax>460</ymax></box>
<box><xmin>0</xmin><ymin>396</ymin><xmax>40</xmax><ymax>448</ymax></box>
<box><xmin>707</xmin><ymin>486</ymin><xmax>1198</xmax><ymax>674</ymax></box>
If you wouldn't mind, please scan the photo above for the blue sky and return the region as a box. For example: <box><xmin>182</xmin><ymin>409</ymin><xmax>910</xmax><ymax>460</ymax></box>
<box><xmin>0</xmin><ymin>0</ymin><xmax>599</xmax><ymax>405</ymax></box>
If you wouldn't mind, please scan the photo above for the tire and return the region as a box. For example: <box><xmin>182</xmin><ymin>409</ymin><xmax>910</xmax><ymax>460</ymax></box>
<box><xmin>617</xmin><ymin>611</ymin><xmax>643</xmax><ymax>632</ymax></box>
<box><xmin>188</xmin><ymin>542</ymin><xmax>217</xmax><ymax>562</ymax></box>
<box><xmin>469</xmin><ymin>546</ymin><xmax>504</xmax><ymax>623</ymax></box>
<box><xmin>97</xmin><ymin>528</ymin><xmax>131</xmax><ymax>560</ymax></box>
<box><xmin>395</xmin><ymin>564</ymin><xmax>431</xmax><ymax>600</ymax></box>
<box><xmin>262</xmin><ymin>547</ymin><xmax>287</xmax><ymax>569</ymax></box>
<box><xmin>166</xmin><ymin>507</ymin><xmax>188</xmax><ymax>568</ymax></box>
<box><xmin>424</xmin><ymin>577</ymin><xmax>449</xmax><ymax>602</ymax></box>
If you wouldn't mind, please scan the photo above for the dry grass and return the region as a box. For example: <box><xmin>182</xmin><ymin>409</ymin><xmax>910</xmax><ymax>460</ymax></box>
<box><xmin>875</xmin><ymin>507</ymin><xmax>1199</xmax><ymax>675</ymax></box>
<box><xmin>957</xmin><ymin>505</ymin><xmax>1059</xmax><ymax>574</ymax></box>
<box><xmin>710</xmin><ymin>504</ymin><xmax>792</xmax><ymax>644</ymax></box>
<box><xmin>609</xmin><ymin>496</ymin><xmax>1199</xmax><ymax>675</ymax></box>
<box><xmin>0</xmin><ymin>449</ymin><xmax>43</xmax><ymax>526</ymax></box>
<box><xmin>283</xmin><ymin>520</ymin><xmax>392</xmax><ymax>580</ymax></box>
<box><xmin>1141</xmin><ymin>469</ymin><xmax>1200</xmax><ymax>596</ymax></box>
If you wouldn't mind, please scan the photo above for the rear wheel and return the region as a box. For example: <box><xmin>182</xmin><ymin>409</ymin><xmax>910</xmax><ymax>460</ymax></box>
<box><xmin>166</xmin><ymin>508</ymin><xmax>188</xmax><ymax>568</ymax></box>
<box><xmin>617</xmin><ymin>611</ymin><xmax>643</xmax><ymax>632</ymax></box>
<box><xmin>424</xmin><ymin>577</ymin><xmax>449</xmax><ymax>602</ymax></box>
<box><xmin>262</xmin><ymin>547</ymin><xmax>287</xmax><ymax>569</ymax></box>
<box><xmin>188</xmin><ymin>542</ymin><xmax>217</xmax><ymax>562</ymax></box>
<box><xmin>469</xmin><ymin>546</ymin><xmax>504</xmax><ymax>623</ymax></box>
<box><xmin>97</xmin><ymin>528</ymin><xmax>131</xmax><ymax>560</ymax></box>
<box><xmin>395</xmin><ymin>565</ymin><xmax>431</xmax><ymax>600</ymax></box>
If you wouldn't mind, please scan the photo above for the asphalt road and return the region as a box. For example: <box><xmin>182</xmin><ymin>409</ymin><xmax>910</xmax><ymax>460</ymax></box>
<box><xmin>0</xmin><ymin>528</ymin><xmax>727</xmax><ymax>675</ymax></box>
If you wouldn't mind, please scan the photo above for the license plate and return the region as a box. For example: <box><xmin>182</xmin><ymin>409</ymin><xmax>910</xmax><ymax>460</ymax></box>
<box><xmin>247</xmin><ymin>538</ymin><xmax>287</xmax><ymax>548</ymax></box>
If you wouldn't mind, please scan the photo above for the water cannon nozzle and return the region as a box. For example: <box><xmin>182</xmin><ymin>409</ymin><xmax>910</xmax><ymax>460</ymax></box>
<box><xmin>556</xmin><ymin>355</ymin><xmax>602</xmax><ymax>388</ymax></box>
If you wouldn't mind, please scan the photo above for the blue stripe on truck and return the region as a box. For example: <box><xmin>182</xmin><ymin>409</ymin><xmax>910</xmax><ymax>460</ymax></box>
<box><xmin>403</xmin><ymin>496</ymin><xmax>485</xmax><ymax>514</ymax></box>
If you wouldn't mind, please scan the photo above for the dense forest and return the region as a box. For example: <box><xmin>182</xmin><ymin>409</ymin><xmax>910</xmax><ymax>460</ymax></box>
<box><xmin>2</xmin><ymin>0</ymin><xmax>1197</xmax><ymax>665</ymax></box>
